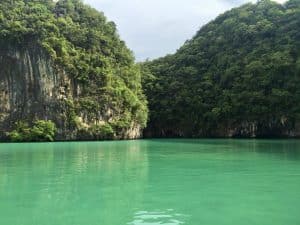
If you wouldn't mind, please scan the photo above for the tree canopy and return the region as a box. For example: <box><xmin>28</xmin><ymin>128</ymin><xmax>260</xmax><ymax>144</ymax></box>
<box><xmin>142</xmin><ymin>0</ymin><xmax>300</xmax><ymax>137</ymax></box>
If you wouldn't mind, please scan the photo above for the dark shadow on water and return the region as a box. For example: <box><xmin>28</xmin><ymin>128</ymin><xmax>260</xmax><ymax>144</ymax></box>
<box><xmin>142</xmin><ymin>138</ymin><xmax>300</xmax><ymax>160</ymax></box>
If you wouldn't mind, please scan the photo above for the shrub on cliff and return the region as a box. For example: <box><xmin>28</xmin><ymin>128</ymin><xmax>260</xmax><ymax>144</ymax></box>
<box><xmin>90</xmin><ymin>124</ymin><xmax>114</xmax><ymax>140</ymax></box>
<box><xmin>77</xmin><ymin>123</ymin><xmax>114</xmax><ymax>140</ymax></box>
<box><xmin>8</xmin><ymin>122</ymin><xmax>32</xmax><ymax>142</ymax></box>
<box><xmin>9</xmin><ymin>120</ymin><xmax>57</xmax><ymax>142</ymax></box>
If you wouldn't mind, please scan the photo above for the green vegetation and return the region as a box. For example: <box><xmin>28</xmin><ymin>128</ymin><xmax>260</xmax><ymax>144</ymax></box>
<box><xmin>142</xmin><ymin>0</ymin><xmax>300</xmax><ymax>137</ymax></box>
<box><xmin>1</xmin><ymin>0</ymin><xmax>300</xmax><ymax>140</ymax></box>
<box><xmin>8</xmin><ymin>120</ymin><xmax>57</xmax><ymax>142</ymax></box>
<box><xmin>77</xmin><ymin>123</ymin><xmax>114</xmax><ymax>140</ymax></box>
<box><xmin>0</xmin><ymin>0</ymin><xmax>147</xmax><ymax>141</ymax></box>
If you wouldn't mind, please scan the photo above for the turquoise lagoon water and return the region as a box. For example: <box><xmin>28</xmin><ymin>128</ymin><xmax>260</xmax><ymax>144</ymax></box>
<box><xmin>0</xmin><ymin>139</ymin><xmax>300</xmax><ymax>225</ymax></box>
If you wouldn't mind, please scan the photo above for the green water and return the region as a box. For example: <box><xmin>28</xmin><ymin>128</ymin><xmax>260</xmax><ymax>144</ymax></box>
<box><xmin>0</xmin><ymin>139</ymin><xmax>300</xmax><ymax>225</ymax></box>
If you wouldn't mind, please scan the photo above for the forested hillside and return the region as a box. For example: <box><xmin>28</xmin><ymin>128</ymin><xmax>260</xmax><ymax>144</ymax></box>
<box><xmin>0</xmin><ymin>0</ymin><xmax>148</xmax><ymax>141</ymax></box>
<box><xmin>142</xmin><ymin>0</ymin><xmax>300</xmax><ymax>138</ymax></box>
<box><xmin>1</xmin><ymin>0</ymin><xmax>299</xmax><ymax>141</ymax></box>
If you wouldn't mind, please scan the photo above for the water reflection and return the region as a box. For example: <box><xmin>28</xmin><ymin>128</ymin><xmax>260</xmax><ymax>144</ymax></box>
<box><xmin>0</xmin><ymin>141</ymin><xmax>150</xmax><ymax>225</ymax></box>
<box><xmin>147</xmin><ymin>139</ymin><xmax>300</xmax><ymax>160</ymax></box>
<box><xmin>129</xmin><ymin>209</ymin><xmax>185</xmax><ymax>225</ymax></box>
<box><xmin>0</xmin><ymin>140</ymin><xmax>300</xmax><ymax>225</ymax></box>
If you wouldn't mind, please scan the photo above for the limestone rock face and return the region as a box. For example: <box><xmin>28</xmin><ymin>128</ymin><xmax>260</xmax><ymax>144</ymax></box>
<box><xmin>0</xmin><ymin>45</ymin><xmax>142</xmax><ymax>140</ymax></box>
<box><xmin>287</xmin><ymin>122</ymin><xmax>300</xmax><ymax>138</ymax></box>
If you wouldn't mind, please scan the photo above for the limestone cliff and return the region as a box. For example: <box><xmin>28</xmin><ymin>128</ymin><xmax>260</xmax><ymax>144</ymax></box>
<box><xmin>0</xmin><ymin>44</ymin><xmax>143</xmax><ymax>140</ymax></box>
<box><xmin>0</xmin><ymin>45</ymin><xmax>69</xmax><ymax>139</ymax></box>
<box><xmin>0</xmin><ymin>0</ymin><xmax>148</xmax><ymax>141</ymax></box>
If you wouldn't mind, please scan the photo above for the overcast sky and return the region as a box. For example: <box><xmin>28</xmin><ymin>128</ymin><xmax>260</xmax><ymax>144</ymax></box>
<box><xmin>84</xmin><ymin>0</ymin><xmax>287</xmax><ymax>61</ymax></box>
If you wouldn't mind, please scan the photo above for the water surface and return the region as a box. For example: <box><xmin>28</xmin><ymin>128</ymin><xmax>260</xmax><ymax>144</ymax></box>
<box><xmin>0</xmin><ymin>139</ymin><xmax>300</xmax><ymax>225</ymax></box>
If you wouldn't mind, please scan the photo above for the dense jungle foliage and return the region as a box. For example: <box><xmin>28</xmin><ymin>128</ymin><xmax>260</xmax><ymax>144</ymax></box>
<box><xmin>0</xmin><ymin>0</ymin><xmax>148</xmax><ymax>140</ymax></box>
<box><xmin>1</xmin><ymin>0</ymin><xmax>300</xmax><ymax>140</ymax></box>
<box><xmin>142</xmin><ymin>0</ymin><xmax>300</xmax><ymax>137</ymax></box>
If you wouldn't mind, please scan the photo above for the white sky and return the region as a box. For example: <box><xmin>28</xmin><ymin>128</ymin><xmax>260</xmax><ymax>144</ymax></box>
<box><xmin>84</xmin><ymin>0</ymin><xmax>287</xmax><ymax>61</ymax></box>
